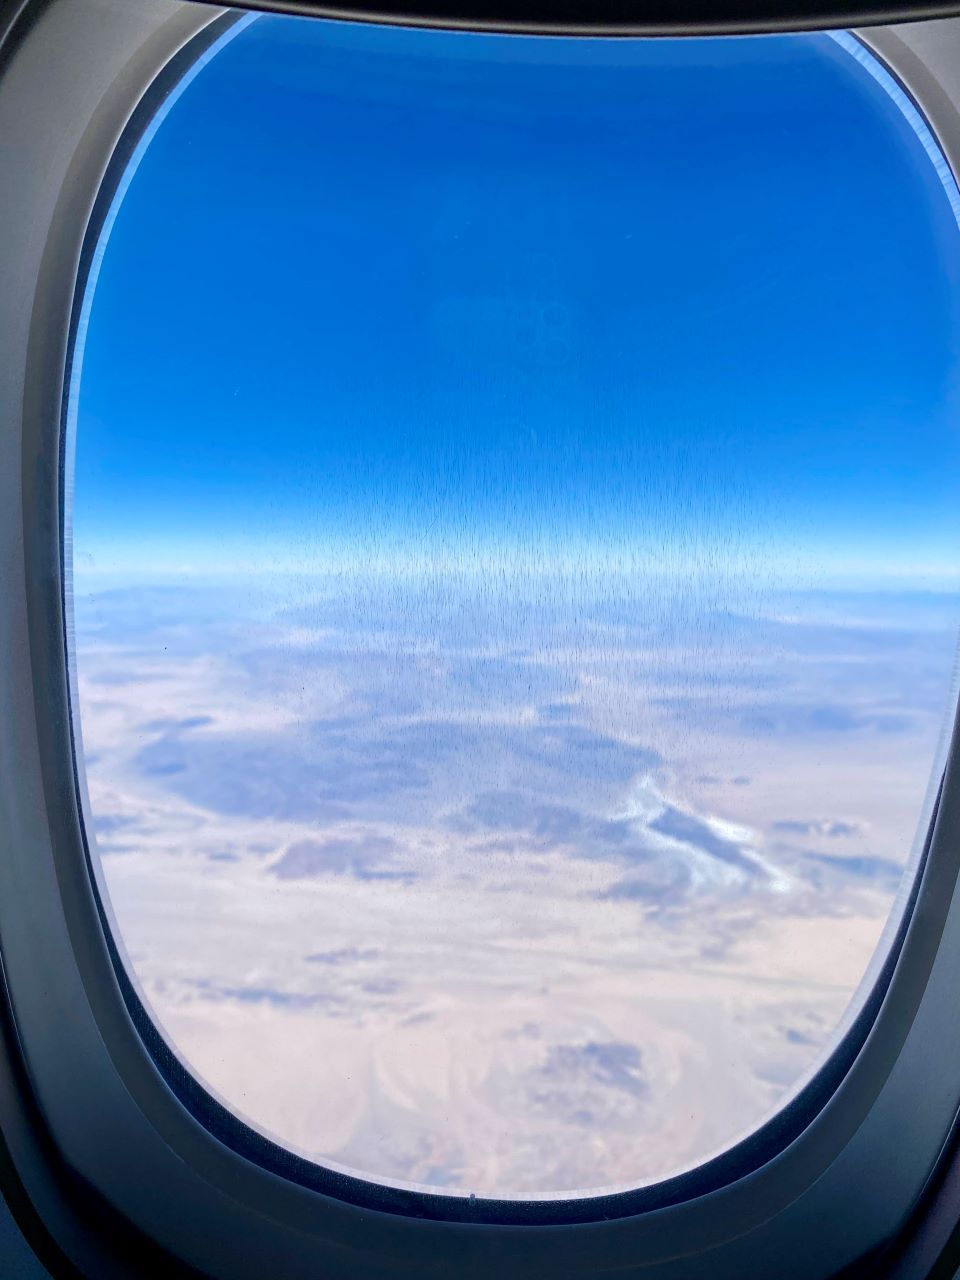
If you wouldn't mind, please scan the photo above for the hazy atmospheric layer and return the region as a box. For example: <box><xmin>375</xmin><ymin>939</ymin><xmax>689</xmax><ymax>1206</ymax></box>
<box><xmin>73</xmin><ymin>568</ymin><xmax>957</xmax><ymax>1195</ymax></box>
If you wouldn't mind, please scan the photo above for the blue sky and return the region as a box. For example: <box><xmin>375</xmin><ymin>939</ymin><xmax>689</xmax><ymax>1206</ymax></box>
<box><xmin>71</xmin><ymin>19</ymin><xmax>960</xmax><ymax>584</ymax></box>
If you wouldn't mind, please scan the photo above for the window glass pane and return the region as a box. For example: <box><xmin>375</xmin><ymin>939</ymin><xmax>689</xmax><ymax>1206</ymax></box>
<box><xmin>68</xmin><ymin>17</ymin><xmax>960</xmax><ymax>1198</ymax></box>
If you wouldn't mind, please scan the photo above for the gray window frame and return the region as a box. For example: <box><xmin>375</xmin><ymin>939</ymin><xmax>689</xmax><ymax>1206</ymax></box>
<box><xmin>2</xmin><ymin>1</ymin><xmax>960</xmax><ymax>1275</ymax></box>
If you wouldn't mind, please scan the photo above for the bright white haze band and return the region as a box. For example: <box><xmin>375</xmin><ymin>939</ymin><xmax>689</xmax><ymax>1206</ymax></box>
<box><xmin>68</xmin><ymin>16</ymin><xmax>960</xmax><ymax>1196</ymax></box>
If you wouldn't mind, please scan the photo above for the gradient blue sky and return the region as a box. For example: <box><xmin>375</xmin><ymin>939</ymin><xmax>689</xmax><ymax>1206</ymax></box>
<box><xmin>72</xmin><ymin>19</ymin><xmax>960</xmax><ymax>583</ymax></box>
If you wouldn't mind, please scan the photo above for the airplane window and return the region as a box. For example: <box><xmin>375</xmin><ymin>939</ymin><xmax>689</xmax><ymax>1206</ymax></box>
<box><xmin>66</xmin><ymin>15</ymin><xmax>960</xmax><ymax>1199</ymax></box>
